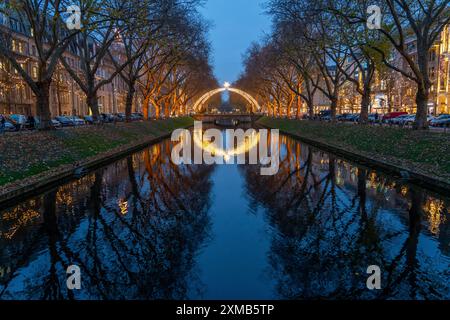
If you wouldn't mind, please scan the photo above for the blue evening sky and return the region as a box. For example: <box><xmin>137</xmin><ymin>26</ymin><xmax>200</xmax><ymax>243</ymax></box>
<box><xmin>200</xmin><ymin>0</ymin><xmax>272</xmax><ymax>85</ymax></box>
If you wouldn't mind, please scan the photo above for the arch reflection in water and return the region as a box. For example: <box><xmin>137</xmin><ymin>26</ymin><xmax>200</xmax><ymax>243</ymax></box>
<box><xmin>193</xmin><ymin>127</ymin><xmax>260</xmax><ymax>163</ymax></box>
<box><xmin>0</xmin><ymin>131</ymin><xmax>449</xmax><ymax>300</ymax></box>
<box><xmin>240</xmin><ymin>136</ymin><xmax>450</xmax><ymax>299</ymax></box>
<box><xmin>0</xmin><ymin>141</ymin><xmax>215</xmax><ymax>300</ymax></box>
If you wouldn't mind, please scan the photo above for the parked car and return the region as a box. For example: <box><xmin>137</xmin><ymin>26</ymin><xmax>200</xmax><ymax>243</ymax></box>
<box><xmin>4</xmin><ymin>120</ymin><xmax>17</xmax><ymax>132</ymax></box>
<box><xmin>9</xmin><ymin>114</ymin><xmax>28</xmax><ymax>129</ymax></box>
<box><xmin>403</xmin><ymin>115</ymin><xmax>436</xmax><ymax>126</ymax></box>
<box><xmin>32</xmin><ymin>117</ymin><xmax>61</xmax><ymax>129</ymax></box>
<box><xmin>55</xmin><ymin>116</ymin><xmax>75</xmax><ymax>127</ymax></box>
<box><xmin>427</xmin><ymin>115</ymin><xmax>436</xmax><ymax>123</ymax></box>
<box><xmin>368</xmin><ymin>114</ymin><xmax>382</xmax><ymax>123</ymax></box>
<box><xmin>397</xmin><ymin>114</ymin><xmax>415</xmax><ymax>125</ymax></box>
<box><xmin>101</xmin><ymin>113</ymin><xmax>115</xmax><ymax>123</ymax></box>
<box><xmin>67</xmin><ymin>116</ymin><xmax>86</xmax><ymax>126</ymax></box>
<box><xmin>346</xmin><ymin>114</ymin><xmax>360</xmax><ymax>122</ymax></box>
<box><xmin>319</xmin><ymin>110</ymin><xmax>332</xmax><ymax>120</ymax></box>
<box><xmin>51</xmin><ymin>120</ymin><xmax>61</xmax><ymax>128</ymax></box>
<box><xmin>84</xmin><ymin>115</ymin><xmax>95</xmax><ymax>124</ymax></box>
<box><xmin>339</xmin><ymin>113</ymin><xmax>355</xmax><ymax>122</ymax></box>
<box><xmin>131</xmin><ymin>113</ymin><xmax>143</xmax><ymax>121</ymax></box>
<box><xmin>382</xmin><ymin>112</ymin><xmax>408</xmax><ymax>123</ymax></box>
<box><xmin>5</xmin><ymin>116</ymin><xmax>22</xmax><ymax>131</ymax></box>
<box><xmin>430</xmin><ymin>114</ymin><xmax>450</xmax><ymax>127</ymax></box>
<box><xmin>389</xmin><ymin>114</ymin><xmax>411</xmax><ymax>125</ymax></box>
<box><xmin>435</xmin><ymin>118</ymin><xmax>450</xmax><ymax>127</ymax></box>
<box><xmin>115</xmin><ymin>113</ymin><xmax>126</xmax><ymax>121</ymax></box>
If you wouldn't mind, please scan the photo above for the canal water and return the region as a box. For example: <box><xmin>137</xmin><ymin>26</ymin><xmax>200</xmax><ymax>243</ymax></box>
<box><xmin>0</xmin><ymin>129</ymin><xmax>449</xmax><ymax>300</ymax></box>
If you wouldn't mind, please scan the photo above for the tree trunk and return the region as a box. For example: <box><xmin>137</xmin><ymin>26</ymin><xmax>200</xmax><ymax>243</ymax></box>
<box><xmin>414</xmin><ymin>46</ymin><xmax>430</xmax><ymax>130</ymax></box>
<box><xmin>296</xmin><ymin>95</ymin><xmax>301</xmax><ymax>119</ymax></box>
<box><xmin>359</xmin><ymin>88</ymin><xmax>371</xmax><ymax>124</ymax></box>
<box><xmin>330</xmin><ymin>97</ymin><xmax>338</xmax><ymax>123</ymax></box>
<box><xmin>287</xmin><ymin>94</ymin><xmax>294</xmax><ymax>118</ymax></box>
<box><xmin>143</xmin><ymin>95</ymin><xmax>150</xmax><ymax>120</ymax></box>
<box><xmin>308</xmin><ymin>101</ymin><xmax>314</xmax><ymax>119</ymax></box>
<box><xmin>87</xmin><ymin>94</ymin><xmax>100</xmax><ymax>121</ymax></box>
<box><xmin>35</xmin><ymin>80</ymin><xmax>53</xmax><ymax>130</ymax></box>
<box><xmin>164</xmin><ymin>101</ymin><xmax>170</xmax><ymax>118</ymax></box>
<box><xmin>413</xmin><ymin>86</ymin><xmax>429</xmax><ymax>130</ymax></box>
<box><xmin>153</xmin><ymin>100</ymin><xmax>161</xmax><ymax>119</ymax></box>
<box><xmin>125</xmin><ymin>83</ymin><xmax>136</xmax><ymax>122</ymax></box>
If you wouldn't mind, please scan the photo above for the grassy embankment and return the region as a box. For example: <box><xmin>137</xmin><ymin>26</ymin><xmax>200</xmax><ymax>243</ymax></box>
<box><xmin>0</xmin><ymin>117</ymin><xmax>193</xmax><ymax>187</ymax></box>
<box><xmin>258</xmin><ymin>117</ymin><xmax>450</xmax><ymax>183</ymax></box>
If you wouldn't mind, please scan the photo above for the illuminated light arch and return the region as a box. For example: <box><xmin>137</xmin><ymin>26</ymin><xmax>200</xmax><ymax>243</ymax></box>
<box><xmin>193</xmin><ymin>129</ymin><xmax>260</xmax><ymax>162</ymax></box>
<box><xmin>193</xmin><ymin>86</ymin><xmax>261</xmax><ymax>113</ymax></box>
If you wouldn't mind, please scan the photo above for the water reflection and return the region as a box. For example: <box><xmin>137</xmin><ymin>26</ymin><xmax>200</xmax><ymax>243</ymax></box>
<box><xmin>241</xmin><ymin>136</ymin><xmax>450</xmax><ymax>299</ymax></box>
<box><xmin>0</xmin><ymin>141</ymin><xmax>214</xmax><ymax>299</ymax></box>
<box><xmin>0</xmin><ymin>131</ymin><xmax>449</xmax><ymax>300</ymax></box>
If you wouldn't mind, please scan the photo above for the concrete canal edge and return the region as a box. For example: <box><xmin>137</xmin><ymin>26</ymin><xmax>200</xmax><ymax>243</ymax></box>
<box><xmin>0</xmin><ymin>127</ymin><xmax>188</xmax><ymax>209</ymax></box>
<box><xmin>258</xmin><ymin>124</ymin><xmax>450</xmax><ymax>194</ymax></box>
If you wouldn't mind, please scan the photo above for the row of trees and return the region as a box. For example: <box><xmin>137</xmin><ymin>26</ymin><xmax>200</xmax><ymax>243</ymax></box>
<box><xmin>235</xmin><ymin>0</ymin><xmax>449</xmax><ymax>129</ymax></box>
<box><xmin>0</xmin><ymin>0</ymin><xmax>217</xmax><ymax>129</ymax></box>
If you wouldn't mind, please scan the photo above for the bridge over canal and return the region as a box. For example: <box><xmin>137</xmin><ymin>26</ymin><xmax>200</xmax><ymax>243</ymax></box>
<box><xmin>192</xmin><ymin>113</ymin><xmax>263</xmax><ymax>126</ymax></box>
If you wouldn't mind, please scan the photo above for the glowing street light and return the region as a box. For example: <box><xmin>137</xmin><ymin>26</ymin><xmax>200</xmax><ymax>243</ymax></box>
<box><xmin>224</xmin><ymin>82</ymin><xmax>231</xmax><ymax>89</ymax></box>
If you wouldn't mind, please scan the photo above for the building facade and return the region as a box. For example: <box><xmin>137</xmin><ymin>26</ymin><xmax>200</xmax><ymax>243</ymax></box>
<box><xmin>0</xmin><ymin>11</ymin><xmax>133</xmax><ymax>117</ymax></box>
<box><xmin>437</xmin><ymin>25</ymin><xmax>450</xmax><ymax>114</ymax></box>
<box><xmin>304</xmin><ymin>26</ymin><xmax>450</xmax><ymax>115</ymax></box>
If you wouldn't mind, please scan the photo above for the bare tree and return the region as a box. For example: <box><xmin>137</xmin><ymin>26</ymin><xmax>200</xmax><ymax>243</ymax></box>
<box><xmin>331</xmin><ymin>0</ymin><xmax>450</xmax><ymax>129</ymax></box>
<box><xmin>0</xmin><ymin>0</ymin><xmax>78</xmax><ymax>129</ymax></box>
<box><xmin>115</xmin><ymin>0</ymin><xmax>205</xmax><ymax>121</ymax></box>
<box><xmin>271</xmin><ymin>20</ymin><xmax>320</xmax><ymax>118</ymax></box>
<box><xmin>59</xmin><ymin>0</ymin><xmax>147</xmax><ymax>121</ymax></box>
<box><xmin>138</xmin><ymin>6</ymin><xmax>213</xmax><ymax>119</ymax></box>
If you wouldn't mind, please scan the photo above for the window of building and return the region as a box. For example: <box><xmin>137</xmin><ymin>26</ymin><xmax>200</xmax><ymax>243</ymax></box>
<box><xmin>13</xmin><ymin>63</ymin><xmax>26</xmax><ymax>75</ymax></box>
<box><xmin>430</xmin><ymin>51</ymin><xmax>436</xmax><ymax>61</ymax></box>
<box><xmin>10</xmin><ymin>18</ymin><xmax>19</xmax><ymax>32</ymax></box>
<box><xmin>32</xmin><ymin>66</ymin><xmax>38</xmax><ymax>78</ymax></box>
